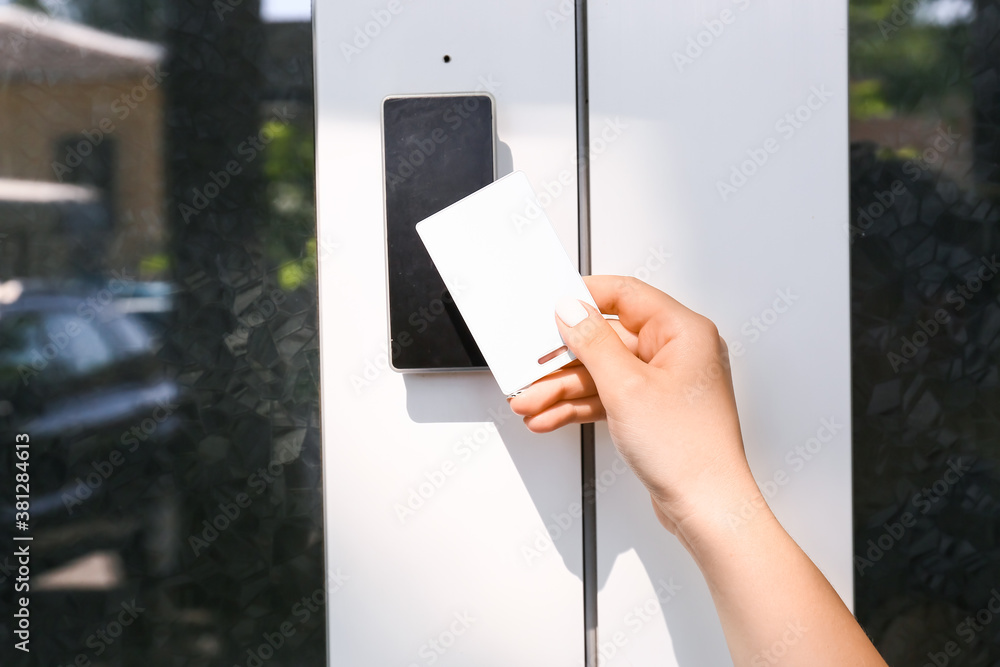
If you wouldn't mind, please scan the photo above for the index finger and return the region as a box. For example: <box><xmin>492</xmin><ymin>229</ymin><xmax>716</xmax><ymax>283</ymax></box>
<box><xmin>583</xmin><ymin>275</ymin><xmax>700</xmax><ymax>336</ymax></box>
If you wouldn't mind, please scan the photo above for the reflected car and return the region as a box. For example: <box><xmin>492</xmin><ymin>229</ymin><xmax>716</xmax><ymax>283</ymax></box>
<box><xmin>0</xmin><ymin>280</ymin><xmax>184</xmax><ymax>580</ymax></box>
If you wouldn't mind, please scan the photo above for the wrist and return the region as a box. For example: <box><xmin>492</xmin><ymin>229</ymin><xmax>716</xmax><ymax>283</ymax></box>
<box><xmin>659</xmin><ymin>465</ymin><xmax>778</xmax><ymax>565</ymax></box>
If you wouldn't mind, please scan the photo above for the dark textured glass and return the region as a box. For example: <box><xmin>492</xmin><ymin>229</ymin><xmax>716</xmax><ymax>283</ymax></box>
<box><xmin>850</xmin><ymin>0</ymin><xmax>1000</xmax><ymax>664</ymax></box>
<box><xmin>0</xmin><ymin>1</ymin><xmax>324</xmax><ymax>665</ymax></box>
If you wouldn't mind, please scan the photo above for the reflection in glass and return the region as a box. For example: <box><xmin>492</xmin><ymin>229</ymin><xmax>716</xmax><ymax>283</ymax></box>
<box><xmin>850</xmin><ymin>0</ymin><xmax>1000</xmax><ymax>663</ymax></box>
<box><xmin>0</xmin><ymin>2</ymin><xmax>323</xmax><ymax>665</ymax></box>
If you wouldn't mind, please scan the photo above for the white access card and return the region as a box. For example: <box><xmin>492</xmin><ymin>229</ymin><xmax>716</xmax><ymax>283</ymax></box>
<box><xmin>415</xmin><ymin>171</ymin><xmax>596</xmax><ymax>395</ymax></box>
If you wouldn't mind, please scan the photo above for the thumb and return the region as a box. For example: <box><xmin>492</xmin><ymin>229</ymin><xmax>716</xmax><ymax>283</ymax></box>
<box><xmin>554</xmin><ymin>297</ymin><xmax>644</xmax><ymax>388</ymax></box>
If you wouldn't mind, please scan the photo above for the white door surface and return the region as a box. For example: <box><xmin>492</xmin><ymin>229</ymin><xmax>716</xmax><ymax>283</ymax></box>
<box><xmin>316</xmin><ymin>1</ymin><xmax>851</xmax><ymax>666</ymax></box>
<box><xmin>315</xmin><ymin>1</ymin><xmax>585</xmax><ymax>665</ymax></box>
<box><xmin>588</xmin><ymin>2</ymin><xmax>852</xmax><ymax>665</ymax></box>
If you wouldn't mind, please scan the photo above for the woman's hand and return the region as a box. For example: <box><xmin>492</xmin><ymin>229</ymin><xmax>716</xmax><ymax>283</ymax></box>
<box><xmin>511</xmin><ymin>276</ymin><xmax>889</xmax><ymax>667</ymax></box>
<box><xmin>509</xmin><ymin>275</ymin><xmax>759</xmax><ymax>535</ymax></box>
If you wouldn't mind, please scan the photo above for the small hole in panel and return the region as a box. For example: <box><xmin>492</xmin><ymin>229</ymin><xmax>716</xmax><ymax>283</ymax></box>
<box><xmin>537</xmin><ymin>346</ymin><xmax>568</xmax><ymax>365</ymax></box>
<box><xmin>443</xmin><ymin>54</ymin><xmax>451</xmax><ymax>63</ymax></box>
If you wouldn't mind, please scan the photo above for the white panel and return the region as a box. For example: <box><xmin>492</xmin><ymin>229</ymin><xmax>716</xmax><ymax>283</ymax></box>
<box><xmin>589</xmin><ymin>2</ymin><xmax>851</xmax><ymax>666</ymax></box>
<box><xmin>315</xmin><ymin>1</ymin><xmax>583</xmax><ymax>665</ymax></box>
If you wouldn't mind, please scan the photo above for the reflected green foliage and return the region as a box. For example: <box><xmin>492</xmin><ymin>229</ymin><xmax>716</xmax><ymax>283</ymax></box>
<box><xmin>261</xmin><ymin>119</ymin><xmax>318</xmax><ymax>291</ymax></box>
<box><xmin>139</xmin><ymin>252</ymin><xmax>170</xmax><ymax>278</ymax></box>
<box><xmin>850</xmin><ymin>79</ymin><xmax>894</xmax><ymax>119</ymax></box>
<box><xmin>262</xmin><ymin>120</ymin><xmax>314</xmax><ymax>186</ymax></box>
<box><xmin>850</xmin><ymin>0</ymin><xmax>971</xmax><ymax>119</ymax></box>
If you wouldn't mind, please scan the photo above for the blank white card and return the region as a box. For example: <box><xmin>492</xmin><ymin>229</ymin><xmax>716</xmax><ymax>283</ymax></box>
<box><xmin>415</xmin><ymin>171</ymin><xmax>597</xmax><ymax>395</ymax></box>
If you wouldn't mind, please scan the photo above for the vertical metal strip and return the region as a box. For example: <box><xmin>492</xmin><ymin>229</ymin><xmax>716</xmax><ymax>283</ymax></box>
<box><xmin>574</xmin><ymin>2</ymin><xmax>597</xmax><ymax>666</ymax></box>
<box><xmin>581</xmin><ymin>425</ymin><xmax>597</xmax><ymax>665</ymax></box>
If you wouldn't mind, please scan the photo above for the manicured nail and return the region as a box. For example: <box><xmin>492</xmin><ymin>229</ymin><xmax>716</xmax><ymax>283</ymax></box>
<box><xmin>555</xmin><ymin>296</ymin><xmax>588</xmax><ymax>327</ymax></box>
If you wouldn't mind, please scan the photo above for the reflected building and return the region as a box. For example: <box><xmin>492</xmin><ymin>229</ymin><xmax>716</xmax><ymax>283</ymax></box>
<box><xmin>0</xmin><ymin>3</ymin><xmax>325</xmax><ymax>666</ymax></box>
<box><xmin>0</xmin><ymin>5</ymin><xmax>166</xmax><ymax>281</ymax></box>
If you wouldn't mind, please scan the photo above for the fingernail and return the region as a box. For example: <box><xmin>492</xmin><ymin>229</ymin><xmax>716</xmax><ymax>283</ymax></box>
<box><xmin>555</xmin><ymin>296</ymin><xmax>588</xmax><ymax>327</ymax></box>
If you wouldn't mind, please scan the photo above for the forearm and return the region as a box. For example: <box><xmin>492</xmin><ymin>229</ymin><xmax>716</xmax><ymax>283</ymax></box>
<box><xmin>535</xmin><ymin>278</ymin><xmax>886</xmax><ymax>664</ymax></box>
<box><xmin>672</xmin><ymin>482</ymin><xmax>887</xmax><ymax>667</ymax></box>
